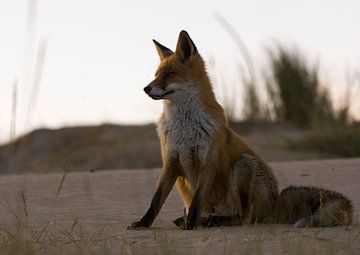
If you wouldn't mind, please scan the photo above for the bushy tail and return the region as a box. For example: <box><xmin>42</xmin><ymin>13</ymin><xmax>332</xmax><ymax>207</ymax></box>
<box><xmin>275</xmin><ymin>186</ymin><xmax>353</xmax><ymax>227</ymax></box>
<box><xmin>294</xmin><ymin>200</ymin><xmax>353</xmax><ymax>227</ymax></box>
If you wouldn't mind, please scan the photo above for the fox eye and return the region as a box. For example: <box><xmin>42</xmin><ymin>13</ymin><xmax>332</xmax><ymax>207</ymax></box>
<box><xmin>167</xmin><ymin>71</ymin><xmax>176</xmax><ymax>77</ymax></box>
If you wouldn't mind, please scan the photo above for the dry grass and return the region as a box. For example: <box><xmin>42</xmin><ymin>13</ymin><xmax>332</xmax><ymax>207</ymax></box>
<box><xmin>0</xmin><ymin>170</ymin><xmax>117</xmax><ymax>255</ymax></box>
<box><xmin>214</xmin><ymin>13</ymin><xmax>265</xmax><ymax>122</ymax></box>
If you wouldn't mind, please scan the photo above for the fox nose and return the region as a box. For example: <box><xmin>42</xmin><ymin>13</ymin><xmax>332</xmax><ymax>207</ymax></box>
<box><xmin>143</xmin><ymin>86</ymin><xmax>152</xmax><ymax>94</ymax></box>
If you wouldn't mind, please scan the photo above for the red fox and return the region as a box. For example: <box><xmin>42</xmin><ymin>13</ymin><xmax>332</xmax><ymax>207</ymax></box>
<box><xmin>127</xmin><ymin>30</ymin><xmax>352</xmax><ymax>230</ymax></box>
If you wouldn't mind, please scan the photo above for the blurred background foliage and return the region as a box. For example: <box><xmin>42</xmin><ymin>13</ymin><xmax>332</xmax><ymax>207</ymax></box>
<box><xmin>1</xmin><ymin>14</ymin><xmax>359</xmax><ymax>173</ymax></box>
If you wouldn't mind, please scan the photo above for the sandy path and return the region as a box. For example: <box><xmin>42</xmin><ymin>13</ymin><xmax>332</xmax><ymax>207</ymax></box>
<box><xmin>0</xmin><ymin>158</ymin><xmax>359</xmax><ymax>254</ymax></box>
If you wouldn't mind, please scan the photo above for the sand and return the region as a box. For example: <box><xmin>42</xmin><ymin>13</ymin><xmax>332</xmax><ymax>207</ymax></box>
<box><xmin>0</xmin><ymin>158</ymin><xmax>359</xmax><ymax>254</ymax></box>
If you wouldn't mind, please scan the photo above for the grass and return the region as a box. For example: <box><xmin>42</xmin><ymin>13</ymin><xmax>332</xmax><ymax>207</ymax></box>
<box><xmin>215</xmin><ymin>13</ymin><xmax>265</xmax><ymax>122</ymax></box>
<box><xmin>1</xmin><ymin>222</ymin><xmax>359</xmax><ymax>255</ymax></box>
<box><xmin>0</xmin><ymin>170</ymin><xmax>119</xmax><ymax>255</ymax></box>
<box><xmin>0</xmin><ymin>220</ymin><xmax>118</xmax><ymax>255</ymax></box>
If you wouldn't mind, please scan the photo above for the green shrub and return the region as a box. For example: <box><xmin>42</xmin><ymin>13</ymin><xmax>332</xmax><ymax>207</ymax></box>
<box><xmin>267</xmin><ymin>47</ymin><xmax>335</xmax><ymax>127</ymax></box>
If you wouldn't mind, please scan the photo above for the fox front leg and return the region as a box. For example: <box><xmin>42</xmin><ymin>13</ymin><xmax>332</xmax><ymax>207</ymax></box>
<box><xmin>127</xmin><ymin>189</ymin><xmax>163</xmax><ymax>229</ymax></box>
<box><xmin>127</xmin><ymin>163</ymin><xmax>179</xmax><ymax>230</ymax></box>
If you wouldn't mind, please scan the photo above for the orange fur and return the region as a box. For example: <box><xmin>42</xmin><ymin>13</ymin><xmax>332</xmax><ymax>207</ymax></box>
<box><xmin>128</xmin><ymin>30</ymin><xmax>278</xmax><ymax>230</ymax></box>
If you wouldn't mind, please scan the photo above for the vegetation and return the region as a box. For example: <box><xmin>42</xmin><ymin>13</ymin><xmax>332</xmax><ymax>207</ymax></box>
<box><xmin>291</xmin><ymin>123</ymin><xmax>360</xmax><ymax>157</ymax></box>
<box><xmin>0</xmin><ymin>171</ymin><xmax>118</xmax><ymax>255</ymax></box>
<box><xmin>262</xmin><ymin>46</ymin><xmax>360</xmax><ymax>156</ymax></box>
<box><xmin>215</xmin><ymin>17</ymin><xmax>360</xmax><ymax>157</ymax></box>
<box><xmin>267</xmin><ymin>47</ymin><xmax>329</xmax><ymax>127</ymax></box>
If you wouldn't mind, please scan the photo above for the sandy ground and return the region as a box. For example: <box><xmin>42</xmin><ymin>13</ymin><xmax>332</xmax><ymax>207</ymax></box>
<box><xmin>0</xmin><ymin>158</ymin><xmax>359</xmax><ymax>254</ymax></box>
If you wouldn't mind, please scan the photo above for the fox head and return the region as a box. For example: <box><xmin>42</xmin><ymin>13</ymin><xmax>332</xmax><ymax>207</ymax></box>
<box><xmin>144</xmin><ymin>30</ymin><xmax>209</xmax><ymax>101</ymax></box>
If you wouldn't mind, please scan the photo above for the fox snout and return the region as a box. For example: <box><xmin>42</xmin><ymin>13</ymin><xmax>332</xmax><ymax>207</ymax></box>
<box><xmin>143</xmin><ymin>81</ymin><xmax>176</xmax><ymax>100</ymax></box>
<box><xmin>143</xmin><ymin>86</ymin><xmax>152</xmax><ymax>94</ymax></box>
<box><xmin>143</xmin><ymin>85</ymin><xmax>164</xmax><ymax>100</ymax></box>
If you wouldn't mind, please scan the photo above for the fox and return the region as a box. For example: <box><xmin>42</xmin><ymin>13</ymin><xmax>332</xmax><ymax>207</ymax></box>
<box><xmin>127</xmin><ymin>30</ymin><xmax>352</xmax><ymax>230</ymax></box>
<box><xmin>127</xmin><ymin>30</ymin><xmax>278</xmax><ymax>230</ymax></box>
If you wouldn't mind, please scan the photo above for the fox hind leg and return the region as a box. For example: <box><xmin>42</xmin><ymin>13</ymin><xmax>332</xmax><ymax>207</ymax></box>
<box><xmin>229</xmin><ymin>154</ymin><xmax>279</xmax><ymax>224</ymax></box>
<box><xmin>185</xmin><ymin>154</ymin><xmax>279</xmax><ymax>228</ymax></box>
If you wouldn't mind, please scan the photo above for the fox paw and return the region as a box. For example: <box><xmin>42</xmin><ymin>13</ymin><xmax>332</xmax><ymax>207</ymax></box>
<box><xmin>172</xmin><ymin>217</ymin><xmax>196</xmax><ymax>230</ymax></box>
<box><xmin>173</xmin><ymin>216</ymin><xmax>186</xmax><ymax>229</ymax></box>
<box><xmin>173</xmin><ymin>215</ymin><xmax>222</xmax><ymax>228</ymax></box>
<box><xmin>127</xmin><ymin>221</ymin><xmax>149</xmax><ymax>230</ymax></box>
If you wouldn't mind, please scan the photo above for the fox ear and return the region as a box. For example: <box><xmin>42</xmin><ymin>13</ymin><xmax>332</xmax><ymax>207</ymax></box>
<box><xmin>153</xmin><ymin>40</ymin><xmax>173</xmax><ymax>60</ymax></box>
<box><xmin>175</xmin><ymin>30</ymin><xmax>198</xmax><ymax>63</ymax></box>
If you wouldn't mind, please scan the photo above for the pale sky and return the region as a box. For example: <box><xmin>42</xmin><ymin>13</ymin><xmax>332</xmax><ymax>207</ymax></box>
<box><xmin>0</xmin><ymin>0</ymin><xmax>359</xmax><ymax>143</ymax></box>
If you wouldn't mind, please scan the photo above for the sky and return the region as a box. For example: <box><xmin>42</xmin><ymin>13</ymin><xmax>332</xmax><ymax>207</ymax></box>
<box><xmin>0</xmin><ymin>0</ymin><xmax>359</xmax><ymax>143</ymax></box>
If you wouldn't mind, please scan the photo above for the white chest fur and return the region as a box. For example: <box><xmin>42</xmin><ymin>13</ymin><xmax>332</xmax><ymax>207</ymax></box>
<box><xmin>158</xmin><ymin>95</ymin><xmax>218</xmax><ymax>175</ymax></box>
